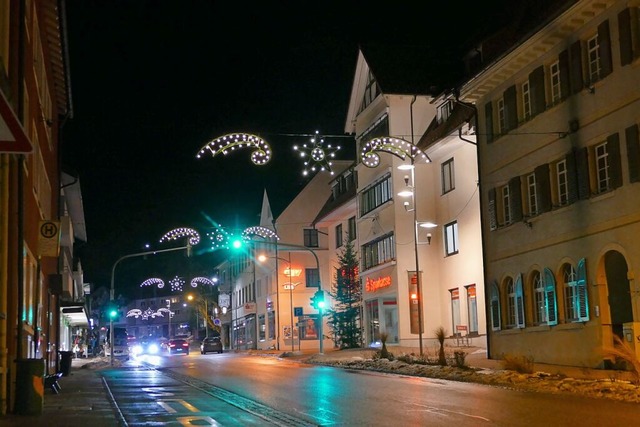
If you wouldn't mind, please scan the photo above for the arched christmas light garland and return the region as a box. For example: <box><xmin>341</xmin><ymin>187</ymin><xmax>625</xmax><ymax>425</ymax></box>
<box><xmin>242</xmin><ymin>226</ymin><xmax>279</xmax><ymax>241</ymax></box>
<box><xmin>293</xmin><ymin>130</ymin><xmax>341</xmax><ymax>176</ymax></box>
<box><xmin>159</xmin><ymin>227</ymin><xmax>201</xmax><ymax>246</ymax></box>
<box><xmin>360</xmin><ymin>136</ymin><xmax>429</xmax><ymax>168</ymax></box>
<box><xmin>196</xmin><ymin>133</ymin><xmax>272</xmax><ymax>165</ymax></box>
<box><xmin>126</xmin><ymin>307</ymin><xmax>173</xmax><ymax>320</ymax></box>
<box><xmin>140</xmin><ymin>278</ymin><xmax>165</xmax><ymax>289</ymax></box>
<box><xmin>190</xmin><ymin>277</ymin><xmax>216</xmax><ymax>288</ymax></box>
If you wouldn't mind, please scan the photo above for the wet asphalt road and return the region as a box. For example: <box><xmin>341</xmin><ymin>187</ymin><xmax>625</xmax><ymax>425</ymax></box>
<box><xmin>106</xmin><ymin>352</ymin><xmax>640</xmax><ymax>426</ymax></box>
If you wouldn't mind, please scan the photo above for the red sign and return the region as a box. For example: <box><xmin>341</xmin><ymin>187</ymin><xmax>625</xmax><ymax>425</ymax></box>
<box><xmin>365</xmin><ymin>276</ymin><xmax>391</xmax><ymax>292</ymax></box>
<box><xmin>0</xmin><ymin>90</ymin><xmax>32</xmax><ymax>153</ymax></box>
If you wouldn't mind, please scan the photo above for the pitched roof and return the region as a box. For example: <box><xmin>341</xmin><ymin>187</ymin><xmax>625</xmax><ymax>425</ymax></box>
<box><xmin>359</xmin><ymin>43</ymin><xmax>465</xmax><ymax>96</ymax></box>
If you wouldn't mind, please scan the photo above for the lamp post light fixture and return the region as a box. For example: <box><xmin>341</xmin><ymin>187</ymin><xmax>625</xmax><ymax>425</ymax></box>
<box><xmin>258</xmin><ymin>253</ymin><xmax>296</xmax><ymax>352</ymax></box>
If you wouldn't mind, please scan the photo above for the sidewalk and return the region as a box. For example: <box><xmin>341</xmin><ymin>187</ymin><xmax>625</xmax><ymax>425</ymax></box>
<box><xmin>0</xmin><ymin>356</ymin><xmax>126</xmax><ymax>426</ymax></box>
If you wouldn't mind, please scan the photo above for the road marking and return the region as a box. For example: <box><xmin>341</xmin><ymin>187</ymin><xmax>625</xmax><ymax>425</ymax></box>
<box><xmin>176</xmin><ymin>416</ymin><xmax>222</xmax><ymax>426</ymax></box>
<box><xmin>157</xmin><ymin>399</ymin><xmax>200</xmax><ymax>413</ymax></box>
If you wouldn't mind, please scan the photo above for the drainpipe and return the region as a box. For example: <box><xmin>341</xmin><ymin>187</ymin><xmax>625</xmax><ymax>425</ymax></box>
<box><xmin>0</xmin><ymin>154</ymin><xmax>9</xmax><ymax>415</ymax></box>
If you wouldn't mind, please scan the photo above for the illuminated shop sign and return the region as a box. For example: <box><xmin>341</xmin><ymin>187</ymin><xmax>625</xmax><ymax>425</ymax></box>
<box><xmin>365</xmin><ymin>276</ymin><xmax>392</xmax><ymax>292</ymax></box>
<box><xmin>283</xmin><ymin>267</ymin><xmax>302</xmax><ymax>277</ymax></box>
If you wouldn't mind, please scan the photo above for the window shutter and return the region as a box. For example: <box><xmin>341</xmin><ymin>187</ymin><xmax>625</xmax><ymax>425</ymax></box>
<box><xmin>576</xmin><ymin>258</ymin><xmax>589</xmax><ymax>321</ymax></box>
<box><xmin>575</xmin><ymin>147</ymin><xmax>590</xmax><ymax>199</ymax></box>
<box><xmin>543</xmin><ymin>268</ymin><xmax>558</xmax><ymax>326</ymax></box>
<box><xmin>508</xmin><ymin>176</ymin><xmax>523</xmax><ymax>222</ymax></box>
<box><xmin>618</xmin><ymin>8</ymin><xmax>633</xmax><ymax>66</ymax></box>
<box><xmin>625</xmin><ymin>124</ymin><xmax>640</xmax><ymax>183</ymax></box>
<box><xmin>485</xmin><ymin>102</ymin><xmax>494</xmax><ymax>143</ymax></box>
<box><xmin>569</xmin><ymin>40</ymin><xmax>584</xmax><ymax>94</ymax></box>
<box><xmin>565</xmin><ymin>150</ymin><xmax>579</xmax><ymax>204</ymax></box>
<box><xmin>534</xmin><ymin>164</ymin><xmax>552</xmax><ymax>213</ymax></box>
<box><xmin>488</xmin><ymin>188</ymin><xmax>497</xmax><ymax>230</ymax></box>
<box><xmin>607</xmin><ymin>132</ymin><xmax>622</xmax><ymax>189</ymax></box>
<box><xmin>558</xmin><ymin>50</ymin><xmax>570</xmax><ymax>100</ymax></box>
<box><xmin>598</xmin><ymin>20</ymin><xmax>613</xmax><ymax>78</ymax></box>
<box><xmin>515</xmin><ymin>274</ymin><xmax>525</xmax><ymax>328</ymax></box>
<box><xmin>504</xmin><ymin>85</ymin><xmax>518</xmax><ymax>131</ymax></box>
<box><xmin>529</xmin><ymin>66</ymin><xmax>546</xmax><ymax>116</ymax></box>
<box><xmin>490</xmin><ymin>281</ymin><xmax>501</xmax><ymax>331</ymax></box>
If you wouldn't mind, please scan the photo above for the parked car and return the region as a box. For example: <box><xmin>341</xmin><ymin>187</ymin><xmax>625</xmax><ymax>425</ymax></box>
<box><xmin>167</xmin><ymin>338</ymin><xmax>190</xmax><ymax>355</ymax></box>
<box><xmin>200</xmin><ymin>336</ymin><xmax>223</xmax><ymax>354</ymax></box>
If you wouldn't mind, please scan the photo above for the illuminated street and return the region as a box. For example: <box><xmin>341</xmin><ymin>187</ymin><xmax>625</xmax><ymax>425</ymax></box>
<box><xmin>103</xmin><ymin>352</ymin><xmax>640</xmax><ymax>426</ymax></box>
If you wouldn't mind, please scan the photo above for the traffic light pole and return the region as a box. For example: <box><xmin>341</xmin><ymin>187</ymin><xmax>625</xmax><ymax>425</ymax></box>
<box><xmin>109</xmin><ymin>244</ymin><xmax>191</xmax><ymax>366</ymax></box>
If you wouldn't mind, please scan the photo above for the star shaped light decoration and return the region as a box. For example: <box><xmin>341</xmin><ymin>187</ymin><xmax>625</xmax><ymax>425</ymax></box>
<box><xmin>196</xmin><ymin>133</ymin><xmax>272</xmax><ymax>165</ymax></box>
<box><xmin>190</xmin><ymin>277</ymin><xmax>216</xmax><ymax>288</ymax></box>
<box><xmin>207</xmin><ymin>225</ymin><xmax>231</xmax><ymax>250</ymax></box>
<box><xmin>360</xmin><ymin>136</ymin><xmax>430</xmax><ymax>168</ymax></box>
<box><xmin>169</xmin><ymin>276</ymin><xmax>185</xmax><ymax>292</ymax></box>
<box><xmin>140</xmin><ymin>278</ymin><xmax>165</xmax><ymax>289</ymax></box>
<box><xmin>159</xmin><ymin>227</ymin><xmax>201</xmax><ymax>246</ymax></box>
<box><xmin>293</xmin><ymin>130</ymin><xmax>341</xmax><ymax>176</ymax></box>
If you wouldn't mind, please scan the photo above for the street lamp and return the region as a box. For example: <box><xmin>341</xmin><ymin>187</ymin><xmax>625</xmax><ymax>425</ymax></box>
<box><xmin>166</xmin><ymin>299</ymin><xmax>172</xmax><ymax>339</ymax></box>
<box><xmin>258</xmin><ymin>253</ymin><xmax>296</xmax><ymax>352</ymax></box>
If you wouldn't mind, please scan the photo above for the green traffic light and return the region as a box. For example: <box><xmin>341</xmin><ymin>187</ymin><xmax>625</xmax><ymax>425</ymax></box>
<box><xmin>108</xmin><ymin>309</ymin><xmax>118</xmax><ymax>319</ymax></box>
<box><xmin>317</xmin><ymin>300</ymin><xmax>326</xmax><ymax>309</ymax></box>
<box><xmin>231</xmin><ymin>239</ymin><xmax>243</xmax><ymax>249</ymax></box>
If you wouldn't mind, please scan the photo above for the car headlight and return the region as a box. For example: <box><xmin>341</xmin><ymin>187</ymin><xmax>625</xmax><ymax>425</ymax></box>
<box><xmin>131</xmin><ymin>345</ymin><xmax>143</xmax><ymax>355</ymax></box>
<box><xmin>148</xmin><ymin>343</ymin><xmax>159</xmax><ymax>354</ymax></box>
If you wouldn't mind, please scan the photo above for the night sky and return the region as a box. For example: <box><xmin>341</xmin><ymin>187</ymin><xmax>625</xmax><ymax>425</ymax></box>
<box><xmin>60</xmin><ymin>1</ymin><xmax>511</xmax><ymax>296</ymax></box>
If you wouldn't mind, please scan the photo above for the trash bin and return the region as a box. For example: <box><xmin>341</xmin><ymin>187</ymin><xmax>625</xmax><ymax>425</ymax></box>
<box><xmin>15</xmin><ymin>358</ymin><xmax>45</xmax><ymax>415</ymax></box>
<box><xmin>59</xmin><ymin>350</ymin><xmax>73</xmax><ymax>376</ymax></box>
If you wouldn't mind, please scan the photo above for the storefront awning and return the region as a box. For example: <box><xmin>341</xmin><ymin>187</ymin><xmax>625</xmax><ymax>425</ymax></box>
<box><xmin>0</xmin><ymin>90</ymin><xmax>32</xmax><ymax>153</ymax></box>
<box><xmin>61</xmin><ymin>304</ymin><xmax>89</xmax><ymax>328</ymax></box>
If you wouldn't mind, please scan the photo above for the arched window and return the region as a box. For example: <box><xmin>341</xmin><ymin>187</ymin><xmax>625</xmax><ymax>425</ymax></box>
<box><xmin>544</xmin><ymin>268</ymin><xmax>558</xmax><ymax>326</ymax></box>
<box><xmin>489</xmin><ymin>281</ymin><xmax>501</xmax><ymax>331</ymax></box>
<box><xmin>505</xmin><ymin>277</ymin><xmax>516</xmax><ymax>328</ymax></box>
<box><xmin>532</xmin><ymin>270</ymin><xmax>546</xmax><ymax>324</ymax></box>
<box><xmin>562</xmin><ymin>259</ymin><xmax>589</xmax><ymax>322</ymax></box>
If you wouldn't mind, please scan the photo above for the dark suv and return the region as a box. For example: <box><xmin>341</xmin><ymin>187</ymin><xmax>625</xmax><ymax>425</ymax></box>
<box><xmin>200</xmin><ymin>336</ymin><xmax>223</xmax><ymax>354</ymax></box>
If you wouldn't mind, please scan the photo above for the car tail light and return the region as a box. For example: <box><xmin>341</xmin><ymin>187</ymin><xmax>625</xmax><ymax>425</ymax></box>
<box><xmin>182</xmin><ymin>342</ymin><xmax>188</xmax><ymax>347</ymax></box>
<box><xmin>169</xmin><ymin>343</ymin><xmax>175</xmax><ymax>348</ymax></box>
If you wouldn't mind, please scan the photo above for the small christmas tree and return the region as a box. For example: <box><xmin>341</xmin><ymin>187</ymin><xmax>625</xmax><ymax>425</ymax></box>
<box><xmin>327</xmin><ymin>238</ymin><xmax>363</xmax><ymax>348</ymax></box>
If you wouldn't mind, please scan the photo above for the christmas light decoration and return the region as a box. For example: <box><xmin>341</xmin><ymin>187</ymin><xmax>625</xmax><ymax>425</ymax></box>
<box><xmin>190</xmin><ymin>277</ymin><xmax>216</xmax><ymax>288</ymax></box>
<box><xmin>360</xmin><ymin>136</ymin><xmax>429</xmax><ymax>168</ymax></box>
<box><xmin>140</xmin><ymin>278</ymin><xmax>165</xmax><ymax>288</ymax></box>
<box><xmin>207</xmin><ymin>226</ymin><xmax>231</xmax><ymax>250</ymax></box>
<box><xmin>159</xmin><ymin>227</ymin><xmax>201</xmax><ymax>245</ymax></box>
<box><xmin>126</xmin><ymin>307</ymin><xmax>169</xmax><ymax>320</ymax></box>
<box><xmin>196</xmin><ymin>133</ymin><xmax>272</xmax><ymax>165</ymax></box>
<box><xmin>293</xmin><ymin>130</ymin><xmax>341</xmax><ymax>176</ymax></box>
<box><xmin>169</xmin><ymin>276</ymin><xmax>185</xmax><ymax>292</ymax></box>
<box><xmin>242</xmin><ymin>226</ymin><xmax>279</xmax><ymax>240</ymax></box>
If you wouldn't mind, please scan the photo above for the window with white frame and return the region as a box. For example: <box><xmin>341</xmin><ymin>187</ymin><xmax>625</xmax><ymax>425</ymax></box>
<box><xmin>348</xmin><ymin>216</ymin><xmax>356</xmax><ymax>241</ymax></box>
<box><xmin>532</xmin><ymin>270</ymin><xmax>546</xmax><ymax>324</ymax></box>
<box><xmin>304</xmin><ymin>229</ymin><xmax>319</xmax><ymax>247</ymax></box>
<box><xmin>305</xmin><ymin>268</ymin><xmax>320</xmax><ymax>288</ymax></box>
<box><xmin>501</xmin><ymin>185</ymin><xmax>511</xmax><ymax>225</ymax></box>
<box><xmin>497</xmin><ymin>98</ymin><xmax>506</xmax><ymax>134</ymax></box>
<box><xmin>361</xmin><ymin>233</ymin><xmax>395</xmax><ymax>270</ymax></box>
<box><xmin>587</xmin><ymin>34</ymin><xmax>600</xmax><ymax>84</ymax></box>
<box><xmin>359</xmin><ymin>173</ymin><xmax>392</xmax><ymax>216</ymax></box>
<box><xmin>527</xmin><ymin>173</ymin><xmax>538</xmax><ymax>216</ymax></box>
<box><xmin>595</xmin><ymin>141</ymin><xmax>609</xmax><ymax>193</ymax></box>
<box><xmin>556</xmin><ymin>159</ymin><xmax>569</xmax><ymax>206</ymax></box>
<box><xmin>505</xmin><ymin>274</ymin><xmax>525</xmax><ymax>328</ymax></box>
<box><xmin>437</xmin><ymin>99</ymin><xmax>454</xmax><ymax>124</ymax></box>
<box><xmin>549</xmin><ymin>60</ymin><xmax>561</xmax><ymax>103</ymax></box>
<box><xmin>444</xmin><ymin>221</ymin><xmax>458</xmax><ymax>256</ymax></box>
<box><xmin>521</xmin><ymin>81</ymin><xmax>531</xmax><ymax>120</ymax></box>
<box><xmin>563</xmin><ymin>259</ymin><xmax>589</xmax><ymax>322</ymax></box>
<box><xmin>505</xmin><ymin>277</ymin><xmax>516</xmax><ymax>328</ymax></box>
<box><xmin>335</xmin><ymin>223</ymin><xmax>343</xmax><ymax>249</ymax></box>
<box><xmin>441</xmin><ymin>158</ymin><xmax>455</xmax><ymax>194</ymax></box>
